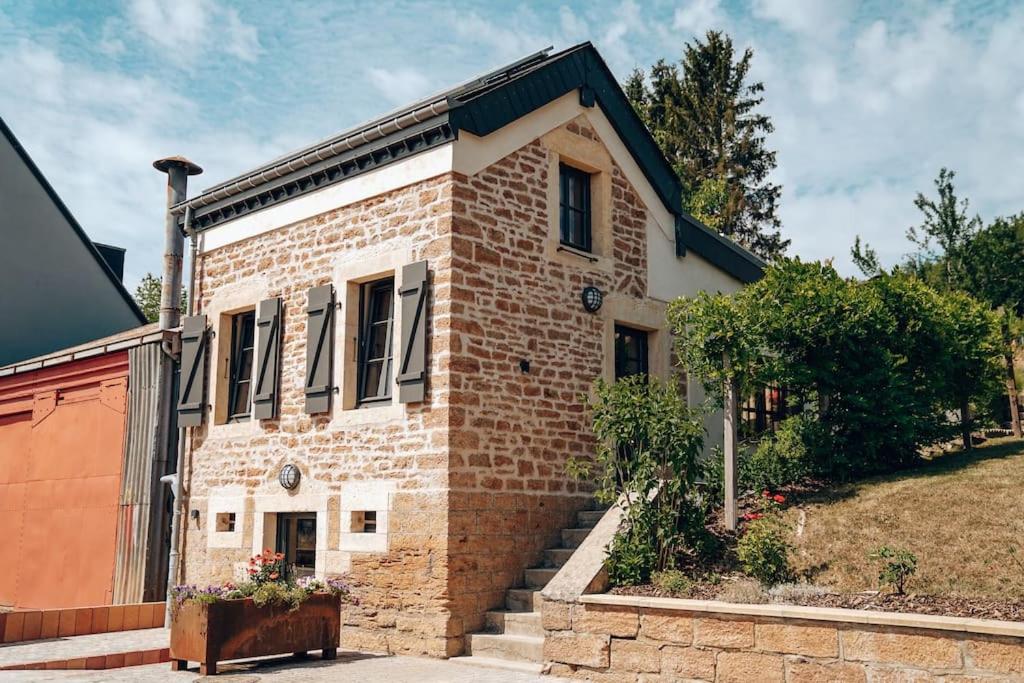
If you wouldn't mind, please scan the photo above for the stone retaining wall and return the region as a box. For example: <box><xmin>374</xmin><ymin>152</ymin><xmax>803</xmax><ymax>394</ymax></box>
<box><xmin>542</xmin><ymin>594</ymin><xmax>1024</xmax><ymax>682</ymax></box>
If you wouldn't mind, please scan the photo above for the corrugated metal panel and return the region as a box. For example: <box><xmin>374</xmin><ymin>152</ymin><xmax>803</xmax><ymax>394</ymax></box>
<box><xmin>112</xmin><ymin>342</ymin><xmax>174</xmax><ymax>604</ymax></box>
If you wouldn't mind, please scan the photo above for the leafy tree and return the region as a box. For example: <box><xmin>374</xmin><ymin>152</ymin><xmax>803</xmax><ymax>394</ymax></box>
<box><xmin>134</xmin><ymin>272</ymin><xmax>187</xmax><ymax>323</ymax></box>
<box><xmin>852</xmin><ymin>171</ymin><xmax>1022</xmax><ymax>436</ymax></box>
<box><xmin>669</xmin><ymin>259</ymin><xmax>1002</xmax><ymax>477</ymax></box>
<box><xmin>626</xmin><ymin>31</ymin><xmax>787</xmax><ymax>260</ymax></box>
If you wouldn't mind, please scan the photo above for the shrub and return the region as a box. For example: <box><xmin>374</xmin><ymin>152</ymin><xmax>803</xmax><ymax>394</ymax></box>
<box><xmin>251</xmin><ymin>581</ymin><xmax>308</xmax><ymax>611</ymax></box>
<box><xmin>740</xmin><ymin>415</ymin><xmax>815</xmax><ymax>491</ymax></box>
<box><xmin>571</xmin><ymin>376</ymin><xmax>706</xmax><ymax>585</ymax></box>
<box><xmin>737</xmin><ymin>518</ymin><xmax>792</xmax><ymax>586</ymax></box>
<box><xmin>870</xmin><ymin>546</ymin><xmax>917</xmax><ymax>594</ymax></box>
<box><xmin>652</xmin><ymin>570</ymin><xmax>693</xmax><ymax>597</ymax></box>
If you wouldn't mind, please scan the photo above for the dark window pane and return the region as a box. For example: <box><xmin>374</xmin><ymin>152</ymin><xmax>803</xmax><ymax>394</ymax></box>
<box><xmin>228</xmin><ymin>310</ymin><xmax>256</xmax><ymax>421</ymax></box>
<box><xmin>559</xmin><ymin>164</ymin><xmax>592</xmax><ymax>252</ymax></box>
<box><xmin>614</xmin><ymin>325</ymin><xmax>649</xmax><ymax>380</ymax></box>
<box><xmin>358</xmin><ymin>278</ymin><xmax>394</xmax><ymax>403</ymax></box>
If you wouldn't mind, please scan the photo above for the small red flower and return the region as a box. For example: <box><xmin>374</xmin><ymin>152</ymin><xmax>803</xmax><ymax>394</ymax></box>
<box><xmin>762</xmin><ymin>490</ymin><xmax>771</xmax><ymax>498</ymax></box>
<box><xmin>269</xmin><ymin>572</ymin><xmax>280</xmax><ymax>580</ymax></box>
<box><xmin>773</xmin><ymin>494</ymin><xmax>785</xmax><ymax>504</ymax></box>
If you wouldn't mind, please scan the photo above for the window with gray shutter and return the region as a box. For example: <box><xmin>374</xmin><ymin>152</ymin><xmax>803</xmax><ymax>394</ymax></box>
<box><xmin>253</xmin><ymin>297</ymin><xmax>282</xmax><ymax>420</ymax></box>
<box><xmin>177</xmin><ymin>314</ymin><xmax>208</xmax><ymax>427</ymax></box>
<box><xmin>397</xmin><ymin>260</ymin><xmax>428</xmax><ymax>403</ymax></box>
<box><xmin>305</xmin><ymin>284</ymin><xmax>334</xmax><ymax>414</ymax></box>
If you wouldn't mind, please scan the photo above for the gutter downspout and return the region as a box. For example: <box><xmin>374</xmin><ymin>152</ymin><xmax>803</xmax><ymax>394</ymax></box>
<box><xmin>153</xmin><ymin>157</ymin><xmax>202</xmax><ymax>626</ymax></box>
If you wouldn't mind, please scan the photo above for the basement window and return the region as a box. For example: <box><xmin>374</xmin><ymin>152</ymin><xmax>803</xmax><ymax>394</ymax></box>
<box><xmin>351</xmin><ymin>511</ymin><xmax>378</xmax><ymax>534</ymax></box>
<box><xmin>215</xmin><ymin>512</ymin><xmax>236</xmax><ymax>533</ymax></box>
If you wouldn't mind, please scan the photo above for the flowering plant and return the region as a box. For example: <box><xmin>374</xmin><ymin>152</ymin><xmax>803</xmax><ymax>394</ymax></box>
<box><xmin>247</xmin><ymin>549</ymin><xmax>286</xmax><ymax>584</ymax></box>
<box><xmin>742</xmin><ymin>490</ymin><xmax>785</xmax><ymax>522</ymax></box>
<box><xmin>172</xmin><ymin>571</ymin><xmax>357</xmax><ymax>611</ymax></box>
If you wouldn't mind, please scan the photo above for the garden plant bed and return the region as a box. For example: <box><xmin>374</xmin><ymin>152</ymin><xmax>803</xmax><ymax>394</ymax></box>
<box><xmin>611</xmin><ymin>438</ymin><xmax>1024</xmax><ymax>622</ymax></box>
<box><xmin>611</xmin><ymin>581</ymin><xmax>1024</xmax><ymax>622</ymax></box>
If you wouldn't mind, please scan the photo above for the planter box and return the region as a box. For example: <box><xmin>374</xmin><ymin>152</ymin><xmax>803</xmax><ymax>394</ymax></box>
<box><xmin>169</xmin><ymin>593</ymin><xmax>340</xmax><ymax>675</ymax></box>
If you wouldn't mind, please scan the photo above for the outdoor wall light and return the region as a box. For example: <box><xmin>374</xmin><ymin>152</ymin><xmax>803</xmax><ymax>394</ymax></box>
<box><xmin>279</xmin><ymin>464</ymin><xmax>301</xmax><ymax>490</ymax></box>
<box><xmin>581</xmin><ymin>286</ymin><xmax>603</xmax><ymax>313</ymax></box>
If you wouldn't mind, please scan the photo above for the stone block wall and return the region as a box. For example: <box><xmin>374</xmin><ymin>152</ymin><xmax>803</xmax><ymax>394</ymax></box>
<box><xmin>543</xmin><ymin>597</ymin><xmax>1024</xmax><ymax>682</ymax></box>
<box><xmin>183</xmin><ymin>174</ymin><xmax>459</xmax><ymax>657</ymax></box>
<box><xmin>446</xmin><ymin>117</ymin><xmax>651</xmax><ymax>633</ymax></box>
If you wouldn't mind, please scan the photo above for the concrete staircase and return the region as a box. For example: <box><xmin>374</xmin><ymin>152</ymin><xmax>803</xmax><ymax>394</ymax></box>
<box><xmin>456</xmin><ymin>506</ymin><xmax>605</xmax><ymax>672</ymax></box>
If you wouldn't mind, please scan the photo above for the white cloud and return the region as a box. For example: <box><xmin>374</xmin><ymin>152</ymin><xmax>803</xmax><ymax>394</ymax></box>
<box><xmin>366</xmin><ymin>66</ymin><xmax>432</xmax><ymax>107</ymax></box>
<box><xmin>126</xmin><ymin>0</ymin><xmax>260</xmax><ymax>63</ymax></box>
<box><xmin>673</xmin><ymin>0</ymin><xmax>724</xmax><ymax>34</ymax></box>
<box><xmin>752</xmin><ymin>0</ymin><xmax>850</xmax><ymax>38</ymax></box>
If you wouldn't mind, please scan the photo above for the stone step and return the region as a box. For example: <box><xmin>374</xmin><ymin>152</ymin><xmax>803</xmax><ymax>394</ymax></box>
<box><xmin>505</xmin><ymin>588</ymin><xmax>542</xmax><ymax>612</ymax></box>
<box><xmin>449</xmin><ymin>655</ymin><xmax>543</xmax><ymax>675</ymax></box>
<box><xmin>577</xmin><ymin>509</ymin><xmax>605</xmax><ymax>528</ymax></box>
<box><xmin>561</xmin><ymin>527</ymin><xmax>591</xmax><ymax>549</ymax></box>
<box><xmin>465</xmin><ymin>633</ymin><xmax>543</xmax><ymax>663</ymax></box>
<box><xmin>524</xmin><ymin>567</ymin><xmax>558</xmax><ymax>589</ymax></box>
<box><xmin>544</xmin><ymin>547</ymin><xmax>575</xmax><ymax>568</ymax></box>
<box><xmin>484</xmin><ymin>610</ymin><xmax>543</xmax><ymax>637</ymax></box>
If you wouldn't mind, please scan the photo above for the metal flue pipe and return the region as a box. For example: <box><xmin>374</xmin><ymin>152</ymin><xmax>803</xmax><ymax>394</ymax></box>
<box><xmin>153</xmin><ymin>156</ymin><xmax>202</xmax><ymax>330</ymax></box>
<box><xmin>152</xmin><ymin>156</ymin><xmax>201</xmax><ymax>626</ymax></box>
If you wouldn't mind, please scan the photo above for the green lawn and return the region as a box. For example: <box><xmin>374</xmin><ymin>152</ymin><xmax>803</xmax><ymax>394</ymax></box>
<box><xmin>783</xmin><ymin>438</ymin><xmax>1024</xmax><ymax>599</ymax></box>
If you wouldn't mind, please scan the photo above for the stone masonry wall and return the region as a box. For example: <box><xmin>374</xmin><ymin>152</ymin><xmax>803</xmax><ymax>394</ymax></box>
<box><xmin>182</xmin><ymin>174</ymin><xmax>459</xmax><ymax>657</ymax></box>
<box><xmin>445</xmin><ymin>117</ymin><xmax>652</xmax><ymax>635</ymax></box>
<box><xmin>544</xmin><ymin>599</ymin><xmax>1024</xmax><ymax>682</ymax></box>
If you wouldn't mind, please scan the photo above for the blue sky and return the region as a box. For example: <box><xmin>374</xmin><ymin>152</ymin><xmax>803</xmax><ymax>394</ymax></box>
<box><xmin>2</xmin><ymin>1</ymin><xmax>1022</xmax><ymax>289</ymax></box>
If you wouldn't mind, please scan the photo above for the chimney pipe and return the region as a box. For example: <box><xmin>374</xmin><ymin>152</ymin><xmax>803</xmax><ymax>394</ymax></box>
<box><xmin>153</xmin><ymin>156</ymin><xmax>202</xmax><ymax>330</ymax></box>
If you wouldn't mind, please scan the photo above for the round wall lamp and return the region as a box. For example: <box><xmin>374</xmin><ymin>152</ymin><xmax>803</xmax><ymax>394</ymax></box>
<box><xmin>278</xmin><ymin>464</ymin><xmax>301</xmax><ymax>490</ymax></box>
<box><xmin>581</xmin><ymin>286</ymin><xmax>603</xmax><ymax>313</ymax></box>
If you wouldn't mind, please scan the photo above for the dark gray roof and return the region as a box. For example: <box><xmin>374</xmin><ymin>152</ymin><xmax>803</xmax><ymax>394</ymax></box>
<box><xmin>175</xmin><ymin>43</ymin><xmax>763</xmax><ymax>283</ymax></box>
<box><xmin>0</xmin><ymin>117</ymin><xmax>147</xmax><ymax>338</ymax></box>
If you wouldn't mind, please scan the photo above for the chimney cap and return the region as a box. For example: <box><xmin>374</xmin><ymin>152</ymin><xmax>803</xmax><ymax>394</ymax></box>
<box><xmin>153</xmin><ymin>156</ymin><xmax>203</xmax><ymax>175</ymax></box>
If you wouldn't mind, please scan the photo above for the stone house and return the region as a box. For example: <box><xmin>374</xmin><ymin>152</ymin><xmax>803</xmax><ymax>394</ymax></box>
<box><xmin>170</xmin><ymin>43</ymin><xmax>762</xmax><ymax>660</ymax></box>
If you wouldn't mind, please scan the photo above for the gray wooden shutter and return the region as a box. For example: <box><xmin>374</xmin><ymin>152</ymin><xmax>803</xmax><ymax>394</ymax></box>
<box><xmin>305</xmin><ymin>284</ymin><xmax>334</xmax><ymax>414</ymax></box>
<box><xmin>177</xmin><ymin>314</ymin><xmax>208</xmax><ymax>427</ymax></box>
<box><xmin>253</xmin><ymin>297</ymin><xmax>282</xmax><ymax>420</ymax></box>
<box><xmin>397</xmin><ymin>260</ymin><xmax>428</xmax><ymax>403</ymax></box>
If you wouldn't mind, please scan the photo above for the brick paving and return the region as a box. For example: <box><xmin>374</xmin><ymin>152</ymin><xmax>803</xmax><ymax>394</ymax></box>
<box><xmin>0</xmin><ymin>650</ymin><xmax>569</xmax><ymax>681</ymax></box>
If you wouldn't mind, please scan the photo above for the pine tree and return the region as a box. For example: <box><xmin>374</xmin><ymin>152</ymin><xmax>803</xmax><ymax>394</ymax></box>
<box><xmin>627</xmin><ymin>31</ymin><xmax>787</xmax><ymax>260</ymax></box>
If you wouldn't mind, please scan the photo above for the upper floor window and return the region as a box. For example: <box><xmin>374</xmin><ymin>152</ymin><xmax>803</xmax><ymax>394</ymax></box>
<box><xmin>614</xmin><ymin>324</ymin><xmax>649</xmax><ymax>380</ymax></box>
<box><xmin>559</xmin><ymin>163</ymin><xmax>592</xmax><ymax>252</ymax></box>
<box><xmin>357</xmin><ymin>278</ymin><xmax>395</xmax><ymax>404</ymax></box>
<box><xmin>227</xmin><ymin>310</ymin><xmax>256</xmax><ymax>421</ymax></box>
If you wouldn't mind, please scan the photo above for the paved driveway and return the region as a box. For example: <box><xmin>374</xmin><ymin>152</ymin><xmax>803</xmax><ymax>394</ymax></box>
<box><xmin>0</xmin><ymin>651</ymin><xmax>569</xmax><ymax>682</ymax></box>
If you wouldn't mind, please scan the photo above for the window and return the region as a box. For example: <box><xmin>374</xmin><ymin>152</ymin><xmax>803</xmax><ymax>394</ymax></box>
<box><xmin>741</xmin><ymin>384</ymin><xmax>792</xmax><ymax>439</ymax></box>
<box><xmin>614</xmin><ymin>325</ymin><xmax>649</xmax><ymax>380</ymax></box>
<box><xmin>559</xmin><ymin>163</ymin><xmax>592</xmax><ymax>252</ymax></box>
<box><xmin>357</xmin><ymin>278</ymin><xmax>395</xmax><ymax>404</ymax></box>
<box><xmin>227</xmin><ymin>310</ymin><xmax>256</xmax><ymax>421</ymax></box>
<box><xmin>215</xmin><ymin>512</ymin><xmax>236</xmax><ymax>533</ymax></box>
<box><xmin>351</xmin><ymin>511</ymin><xmax>377</xmax><ymax>533</ymax></box>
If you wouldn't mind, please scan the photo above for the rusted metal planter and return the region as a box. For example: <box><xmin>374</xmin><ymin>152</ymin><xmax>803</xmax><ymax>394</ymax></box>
<box><xmin>170</xmin><ymin>593</ymin><xmax>340</xmax><ymax>675</ymax></box>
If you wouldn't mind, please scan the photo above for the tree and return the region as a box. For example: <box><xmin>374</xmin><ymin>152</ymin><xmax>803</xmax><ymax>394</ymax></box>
<box><xmin>626</xmin><ymin>30</ymin><xmax>787</xmax><ymax>260</ymax></box>
<box><xmin>134</xmin><ymin>272</ymin><xmax>187</xmax><ymax>323</ymax></box>
<box><xmin>669</xmin><ymin>259</ymin><xmax>1002</xmax><ymax>476</ymax></box>
<box><xmin>852</xmin><ymin>171</ymin><xmax>1022</xmax><ymax>436</ymax></box>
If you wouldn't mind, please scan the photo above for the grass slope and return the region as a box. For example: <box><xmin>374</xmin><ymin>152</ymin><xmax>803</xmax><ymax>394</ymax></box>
<box><xmin>785</xmin><ymin>438</ymin><xmax>1024</xmax><ymax>599</ymax></box>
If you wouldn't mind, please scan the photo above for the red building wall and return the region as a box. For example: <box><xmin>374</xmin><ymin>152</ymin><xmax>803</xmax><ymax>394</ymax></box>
<box><xmin>0</xmin><ymin>352</ymin><xmax>128</xmax><ymax>609</ymax></box>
